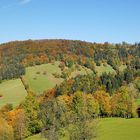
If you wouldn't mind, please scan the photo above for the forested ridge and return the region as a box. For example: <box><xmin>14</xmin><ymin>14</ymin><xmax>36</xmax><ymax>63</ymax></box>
<box><xmin>0</xmin><ymin>39</ymin><xmax>140</xmax><ymax>140</ymax></box>
<box><xmin>0</xmin><ymin>39</ymin><xmax>140</xmax><ymax>81</ymax></box>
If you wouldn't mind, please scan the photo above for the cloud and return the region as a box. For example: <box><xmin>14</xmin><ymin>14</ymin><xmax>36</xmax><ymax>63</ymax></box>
<box><xmin>0</xmin><ymin>0</ymin><xmax>32</xmax><ymax>9</ymax></box>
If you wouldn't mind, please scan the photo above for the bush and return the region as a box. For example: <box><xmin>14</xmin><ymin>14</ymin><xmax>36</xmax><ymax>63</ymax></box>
<box><xmin>0</xmin><ymin>118</ymin><xmax>14</xmax><ymax>140</ymax></box>
<box><xmin>52</xmin><ymin>73</ymin><xmax>61</xmax><ymax>78</ymax></box>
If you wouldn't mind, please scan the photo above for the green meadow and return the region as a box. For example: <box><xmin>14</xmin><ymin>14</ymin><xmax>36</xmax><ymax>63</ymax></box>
<box><xmin>95</xmin><ymin>63</ymin><xmax>116</xmax><ymax>76</ymax></box>
<box><xmin>0</xmin><ymin>79</ymin><xmax>27</xmax><ymax>107</ymax></box>
<box><xmin>24</xmin><ymin>61</ymin><xmax>63</xmax><ymax>94</ymax></box>
<box><xmin>96</xmin><ymin>118</ymin><xmax>140</xmax><ymax>140</ymax></box>
<box><xmin>25</xmin><ymin>134</ymin><xmax>46</xmax><ymax>140</ymax></box>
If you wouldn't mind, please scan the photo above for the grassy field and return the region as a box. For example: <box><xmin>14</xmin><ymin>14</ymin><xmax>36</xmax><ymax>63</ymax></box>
<box><xmin>0</xmin><ymin>79</ymin><xmax>27</xmax><ymax>107</ymax></box>
<box><xmin>25</xmin><ymin>118</ymin><xmax>140</xmax><ymax>140</ymax></box>
<box><xmin>24</xmin><ymin>61</ymin><xmax>63</xmax><ymax>94</ymax></box>
<box><xmin>25</xmin><ymin>134</ymin><xmax>46</xmax><ymax>140</ymax></box>
<box><xmin>95</xmin><ymin>63</ymin><xmax>116</xmax><ymax>76</ymax></box>
<box><xmin>96</xmin><ymin>118</ymin><xmax>140</xmax><ymax>140</ymax></box>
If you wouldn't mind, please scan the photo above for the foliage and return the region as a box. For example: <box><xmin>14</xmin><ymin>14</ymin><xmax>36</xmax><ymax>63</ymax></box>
<box><xmin>8</xmin><ymin>109</ymin><xmax>28</xmax><ymax>140</ymax></box>
<box><xmin>68</xmin><ymin>91</ymin><xmax>98</xmax><ymax>140</ymax></box>
<box><xmin>0</xmin><ymin>39</ymin><xmax>139</xmax><ymax>140</ymax></box>
<box><xmin>57</xmin><ymin>74</ymin><xmax>98</xmax><ymax>96</ymax></box>
<box><xmin>0</xmin><ymin>117</ymin><xmax>14</xmax><ymax>140</ymax></box>
<box><xmin>111</xmin><ymin>86</ymin><xmax>136</xmax><ymax>118</ymax></box>
<box><xmin>0</xmin><ymin>39</ymin><xmax>139</xmax><ymax>83</ymax></box>
<box><xmin>94</xmin><ymin>90</ymin><xmax>111</xmax><ymax>116</ymax></box>
<box><xmin>21</xmin><ymin>91</ymin><xmax>42</xmax><ymax>135</ymax></box>
<box><xmin>40</xmin><ymin>91</ymin><xmax>98</xmax><ymax>140</ymax></box>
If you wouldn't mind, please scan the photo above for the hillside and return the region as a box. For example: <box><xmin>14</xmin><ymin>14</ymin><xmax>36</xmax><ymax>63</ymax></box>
<box><xmin>0</xmin><ymin>39</ymin><xmax>139</xmax><ymax>140</ymax></box>
<box><xmin>0</xmin><ymin>40</ymin><xmax>139</xmax><ymax>82</ymax></box>
<box><xmin>96</xmin><ymin>118</ymin><xmax>140</xmax><ymax>140</ymax></box>
<box><xmin>0</xmin><ymin>39</ymin><xmax>139</xmax><ymax>107</ymax></box>
<box><xmin>0</xmin><ymin>79</ymin><xmax>27</xmax><ymax>107</ymax></box>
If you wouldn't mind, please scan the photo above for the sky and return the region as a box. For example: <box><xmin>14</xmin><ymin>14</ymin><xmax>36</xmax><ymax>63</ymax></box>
<box><xmin>0</xmin><ymin>0</ymin><xmax>140</xmax><ymax>43</ymax></box>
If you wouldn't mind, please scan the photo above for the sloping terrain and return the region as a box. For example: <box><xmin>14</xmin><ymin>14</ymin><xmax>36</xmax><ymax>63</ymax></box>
<box><xmin>0</xmin><ymin>79</ymin><xmax>27</xmax><ymax>107</ymax></box>
<box><xmin>96</xmin><ymin>118</ymin><xmax>140</xmax><ymax>140</ymax></box>
<box><xmin>24</xmin><ymin>61</ymin><xmax>63</xmax><ymax>94</ymax></box>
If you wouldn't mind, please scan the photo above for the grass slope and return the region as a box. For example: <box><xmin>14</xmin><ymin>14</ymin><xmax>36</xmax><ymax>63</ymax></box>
<box><xmin>24</xmin><ymin>61</ymin><xmax>63</xmax><ymax>94</ymax></box>
<box><xmin>25</xmin><ymin>134</ymin><xmax>46</xmax><ymax>140</ymax></box>
<box><xmin>25</xmin><ymin>118</ymin><xmax>140</xmax><ymax>140</ymax></box>
<box><xmin>0</xmin><ymin>79</ymin><xmax>27</xmax><ymax>107</ymax></box>
<box><xmin>95</xmin><ymin>64</ymin><xmax>116</xmax><ymax>76</ymax></box>
<box><xmin>96</xmin><ymin>118</ymin><xmax>140</xmax><ymax>140</ymax></box>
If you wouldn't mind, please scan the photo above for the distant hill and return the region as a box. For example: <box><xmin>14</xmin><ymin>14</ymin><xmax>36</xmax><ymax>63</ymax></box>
<box><xmin>0</xmin><ymin>39</ymin><xmax>139</xmax><ymax>82</ymax></box>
